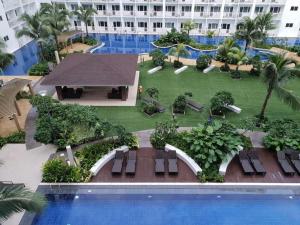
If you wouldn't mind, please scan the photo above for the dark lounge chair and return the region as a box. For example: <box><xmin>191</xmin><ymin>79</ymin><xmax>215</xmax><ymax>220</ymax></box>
<box><xmin>239</xmin><ymin>151</ymin><xmax>255</xmax><ymax>175</ymax></box>
<box><xmin>167</xmin><ymin>150</ymin><xmax>178</xmax><ymax>175</ymax></box>
<box><xmin>289</xmin><ymin>151</ymin><xmax>300</xmax><ymax>175</ymax></box>
<box><xmin>112</xmin><ymin>151</ymin><xmax>124</xmax><ymax>175</ymax></box>
<box><xmin>155</xmin><ymin>150</ymin><xmax>165</xmax><ymax>174</ymax></box>
<box><xmin>125</xmin><ymin>151</ymin><xmax>137</xmax><ymax>175</ymax></box>
<box><xmin>186</xmin><ymin>99</ymin><xmax>204</xmax><ymax>112</ymax></box>
<box><xmin>277</xmin><ymin>151</ymin><xmax>295</xmax><ymax>176</ymax></box>
<box><xmin>248</xmin><ymin>151</ymin><xmax>266</xmax><ymax>176</ymax></box>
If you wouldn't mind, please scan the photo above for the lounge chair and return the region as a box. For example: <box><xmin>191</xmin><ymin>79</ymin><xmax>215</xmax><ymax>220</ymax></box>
<box><xmin>238</xmin><ymin>151</ymin><xmax>255</xmax><ymax>175</ymax></box>
<box><xmin>289</xmin><ymin>151</ymin><xmax>300</xmax><ymax>175</ymax></box>
<box><xmin>277</xmin><ymin>151</ymin><xmax>295</xmax><ymax>176</ymax></box>
<box><xmin>186</xmin><ymin>99</ymin><xmax>204</xmax><ymax>112</ymax></box>
<box><xmin>167</xmin><ymin>150</ymin><xmax>178</xmax><ymax>175</ymax></box>
<box><xmin>248</xmin><ymin>151</ymin><xmax>266</xmax><ymax>176</ymax></box>
<box><xmin>155</xmin><ymin>150</ymin><xmax>165</xmax><ymax>174</ymax></box>
<box><xmin>112</xmin><ymin>151</ymin><xmax>124</xmax><ymax>175</ymax></box>
<box><xmin>125</xmin><ymin>150</ymin><xmax>137</xmax><ymax>175</ymax></box>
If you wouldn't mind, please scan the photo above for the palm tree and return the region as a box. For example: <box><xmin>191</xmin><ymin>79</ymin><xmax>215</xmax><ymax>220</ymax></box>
<box><xmin>73</xmin><ymin>6</ymin><xmax>97</xmax><ymax>38</ymax></box>
<box><xmin>217</xmin><ymin>38</ymin><xmax>236</xmax><ymax>69</ymax></box>
<box><xmin>235</xmin><ymin>17</ymin><xmax>261</xmax><ymax>51</ymax></box>
<box><xmin>41</xmin><ymin>3</ymin><xmax>70</xmax><ymax>51</ymax></box>
<box><xmin>182</xmin><ymin>20</ymin><xmax>197</xmax><ymax>36</ymax></box>
<box><xmin>255</xmin><ymin>12</ymin><xmax>276</xmax><ymax>40</ymax></box>
<box><xmin>0</xmin><ymin>39</ymin><xmax>14</xmax><ymax>74</ymax></box>
<box><xmin>16</xmin><ymin>12</ymin><xmax>48</xmax><ymax>60</ymax></box>
<box><xmin>0</xmin><ymin>185</ymin><xmax>46</xmax><ymax>221</ymax></box>
<box><xmin>258</xmin><ymin>53</ymin><xmax>300</xmax><ymax>121</ymax></box>
<box><xmin>227</xmin><ymin>47</ymin><xmax>248</xmax><ymax>74</ymax></box>
<box><xmin>168</xmin><ymin>43</ymin><xmax>190</xmax><ymax>63</ymax></box>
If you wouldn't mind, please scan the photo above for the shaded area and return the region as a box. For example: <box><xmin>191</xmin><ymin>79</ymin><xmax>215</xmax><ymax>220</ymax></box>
<box><xmin>225</xmin><ymin>149</ymin><xmax>300</xmax><ymax>183</ymax></box>
<box><xmin>91</xmin><ymin>148</ymin><xmax>199</xmax><ymax>183</ymax></box>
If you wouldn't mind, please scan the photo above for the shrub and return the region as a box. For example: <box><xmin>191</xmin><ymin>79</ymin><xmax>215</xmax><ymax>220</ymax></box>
<box><xmin>29</xmin><ymin>62</ymin><xmax>50</xmax><ymax>76</ymax></box>
<box><xmin>143</xmin><ymin>103</ymin><xmax>158</xmax><ymax>116</ymax></box>
<box><xmin>71</xmin><ymin>36</ymin><xmax>98</xmax><ymax>46</ymax></box>
<box><xmin>145</xmin><ymin>87</ymin><xmax>159</xmax><ymax>99</ymax></box>
<box><xmin>173</xmin><ymin>95</ymin><xmax>186</xmax><ymax>114</ymax></box>
<box><xmin>113</xmin><ymin>125</ymin><xmax>139</xmax><ymax>149</ymax></box>
<box><xmin>0</xmin><ymin>131</ymin><xmax>25</xmax><ymax>149</ymax></box>
<box><xmin>196</xmin><ymin>55</ymin><xmax>212</xmax><ymax>71</ymax></box>
<box><xmin>198</xmin><ymin>168</ymin><xmax>224</xmax><ymax>183</ymax></box>
<box><xmin>150</xmin><ymin>121</ymin><xmax>178</xmax><ymax>149</ymax></box>
<box><xmin>230</xmin><ymin>69</ymin><xmax>241</xmax><ymax>79</ymax></box>
<box><xmin>173</xmin><ymin>60</ymin><xmax>183</xmax><ymax>68</ymax></box>
<box><xmin>42</xmin><ymin>158</ymin><xmax>84</xmax><ymax>183</ymax></box>
<box><xmin>149</xmin><ymin>49</ymin><xmax>167</xmax><ymax>67</ymax></box>
<box><xmin>220</xmin><ymin>64</ymin><xmax>230</xmax><ymax>72</ymax></box>
<box><xmin>154</xmin><ymin>28</ymin><xmax>190</xmax><ymax>47</ymax></box>
<box><xmin>210</xmin><ymin>91</ymin><xmax>234</xmax><ymax>115</ymax></box>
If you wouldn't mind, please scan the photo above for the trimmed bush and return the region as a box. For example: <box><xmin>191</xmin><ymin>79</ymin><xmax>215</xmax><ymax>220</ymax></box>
<box><xmin>0</xmin><ymin>131</ymin><xmax>25</xmax><ymax>149</ymax></box>
<box><xmin>196</xmin><ymin>55</ymin><xmax>212</xmax><ymax>71</ymax></box>
<box><xmin>210</xmin><ymin>91</ymin><xmax>234</xmax><ymax>115</ymax></box>
<box><xmin>173</xmin><ymin>60</ymin><xmax>183</xmax><ymax>68</ymax></box>
<box><xmin>29</xmin><ymin>62</ymin><xmax>50</xmax><ymax>76</ymax></box>
<box><xmin>149</xmin><ymin>49</ymin><xmax>167</xmax><ymax>67</ymax></box>
<box><xmin>173</xmin><ymin>95</ymin><xmax>186</xmax><ymax>114</ymax></box>
<box><xmin>150</xmin><ymin>121</ymin><xmax>178</xmax><ymax>149</ymax></box>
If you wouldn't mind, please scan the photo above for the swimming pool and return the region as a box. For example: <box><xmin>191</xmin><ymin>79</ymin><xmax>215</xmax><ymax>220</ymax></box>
<box><xmin>22</xmin><ymin>186</ymin><xmax>300</xmax><ymax>225</ymax></box>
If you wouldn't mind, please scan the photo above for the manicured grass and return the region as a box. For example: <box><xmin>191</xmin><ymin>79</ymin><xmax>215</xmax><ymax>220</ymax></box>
<box><xmin>95</xmin><ymin>62</ymin><xmax>300</xmax><ymax>132</ymax></box>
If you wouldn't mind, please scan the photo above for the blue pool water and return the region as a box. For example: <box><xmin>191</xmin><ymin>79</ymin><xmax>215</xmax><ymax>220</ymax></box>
<box><xmin>31</xmin><ymin>194</ymin><xmax>300</xmax><ymax>225</ymax></box>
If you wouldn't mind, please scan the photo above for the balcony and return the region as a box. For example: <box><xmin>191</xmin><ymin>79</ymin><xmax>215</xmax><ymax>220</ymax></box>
<box><xmin>178</xmin><ymin>0</ymin><xmax>193</xmax><ymax>4</ymax></box>
<box><xmin>225</xmin><ymin>0</ymin><xmax>253</xmax><ymax>3</ymax></box>
<box><xmin>223</xmin><ymin>12</ymin><xmax>236</xmax><ymax>18</ymax></box>
<box><xmin>123</xmin><ymin>11</ymin><xmax>135</xmax><ymax>17</ymax></box>
<box><xmin>97</xmin><ymin>11</ymin><xmax>107</xmax><ymax>16</ymax></box>
<box><xmin>209</xmin><ymin>12</ymin><xmax>221</xmax><ymax>18</ymax></box>
<box><xmin>21</xmin><ymin>0</ymin><xmax>35</xmax><ymax>5</ymax></box>
<box><xmin>2</xmin><ymin>0</ymin><xmax>20</xmax><ymax>11</ymax></box>
<box><xmin>136</xmin><ymin>11</ymin><xmax>149</xmax><ymax>17</ymax></box>
<box><xmin>165</xmin><ymin>11</ymin><xmax>176</xmax><ymax>17</ymax></box>
<box><xmin>238</xmin><ymin>12</ymin><xmax>251</xmax><ymax>17</ymax></box>
<box><xmin>180</xmin><ymin>12</ymin><xmax>192</xmax><ymax>18</ymax></box>
<box><xmin>256</xmin><ymin>0</ymin><xmax>286</xmax><ymax>4</ymax></box>
<box><xmin>8</xmin><ymin>17</ymin><xmax>21</xmax><ymax>27</ymax></box>
<box><xmin>110</xmin><ymin>11</ymin><xmax>121</xmax><ymax>16</ymax></box>
<box><xmin>150</xmin><ymin>11</ymin><xmax>163</xmax><ymax>17</ymax></box>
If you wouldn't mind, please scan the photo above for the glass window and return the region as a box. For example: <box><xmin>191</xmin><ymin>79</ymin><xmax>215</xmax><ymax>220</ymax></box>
<box><xmin>153</xmin><ymin>22</ymin><xmax>162</xmax><ymax>28</ymax></box>
<box><xmin>208</xmin><ymin>23</ymin><xmax>218</xmax><ymax>29</ymax></box>
<box><xmin>137</xmin><ymin>5</ymin><xmax>147</xmax><ymax>11</ymax></box>
<box><xmin>112</xmin><ymin>5</ymin><xmax>120</xmax><ymax>11</ymax></box>
<box><xmin>210</xmin><ymin>6</ymin><xmax>221</xmax><ymax>12</ymax></box>
<box><xmin>154</xmin><ymin>5</ymin><xmax>162</xmax><ymax>11</ymax></box>
<box><xmin>285</xmin><ymin>23</ymin><xmax>293</xmax><ymax>27</ymax></box>
<box><xmin>165</xmin><ymin>22</ymin><xmax>174</xmax><ymax>28</ymax></box>
<box><xmin>138</xmin><ymin>22</ymin><xmax>147</xmax><ymax>28</ymax></box>
<box><xmin>182</xmin><ymin>6</ymin><xmax>191</xmax><ymax>12</ymax></box>
<box><xmin>98</xmin><ymin>21</ymin><xmax>107</xmax><ymax>27</ymax></box>
<box><xmin>255</xmin><ymin>7</ymin><xmax>263</xmax><ymax>13</ymax></box>
<box><xmin>96</xmin><ymin>5</ymin><xmax>106</xmax><ymax>11</ymax></box>
<box><xmin>124</xmin><ymin>5</ymin><xmax>133</xmax><ymax>11</ymax></box>
<box><xmin>270</xmin><ymin>7</ymin><xmax>281</xmax><ymax>13</ymax></box>
<box><xmin>166</xmin><ymin>6</ymin><xmax>175</xmax><ymax>12</ymax></box>
<box><xmin>224</xmin><ymin>7</ymin><xmax>233</xmax><ymax>12</ymax></box>
<box><xmin>125</xmin><ymin>22</ymin><xmax>134</xmax><ymax>27</ymax></box>
<box><xmin>113</xmin><ymin>21</ymin><xmax>121</xmax><ymax>27</ymax></box>
<box><xmin>195</xmin><ymin>6</ymin><xmax>204</xmax><ymax>12</ymax></box>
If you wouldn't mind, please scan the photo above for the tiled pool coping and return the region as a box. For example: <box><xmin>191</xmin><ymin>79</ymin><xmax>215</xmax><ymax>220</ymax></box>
<box><xmin>20</xmin><ymin>183</ymin><xmax>300</xmax><ymax>225</ymax></box>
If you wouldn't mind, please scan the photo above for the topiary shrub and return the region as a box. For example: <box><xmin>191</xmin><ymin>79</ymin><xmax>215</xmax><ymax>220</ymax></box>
<box><xmin>173</xmin><ymin>95</ymin><xmax>186</xmax><ymax>114</ymax></box>
<box><xmin>150</xmin><ymin>121</ymin><xmax>178</xmax><ymax>149</ymax></box>
<box><xmin>210</xmin><ymin>91</ymin><xmax>234</xmax><ymax>115</ymax></box>
<box><xmin>149</xmin><ymin>49</ymin><xmax>167</xmax><ymax>67</ymax></box>
<box><xmin>29</xmin><ymin>62</ymin><xmax>50</xmax><ymax>76</ymax></box>
<box><xmin>196</xmin><ymin>55</ymin><xmax>212</xmax><ymax>71</ymax></box>
<box><xmin>173</xmin><ymin>60</ymin><xmax>183</xmax><ymax>68</ymax></box>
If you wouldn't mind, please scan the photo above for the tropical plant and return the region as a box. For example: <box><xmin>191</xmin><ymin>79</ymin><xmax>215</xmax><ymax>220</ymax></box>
<box><xmin>227</xmin><ymin>47</ymin><xmax>248</xmax><ymax>78</ymax></box>
<box><xmin>73</xmin><ymin>6</ymin><xmax>97</xmax><ymax>38</ymax></box>
<box><xmin>40</xmin><ymin>3</ymin><xmax>70</xmax><ymax>50</ymax></box>
<box><xmin>0</xmin><ymin>185</ymin><xmax>46</xmax><ymax>221</ymax></box>
<box><xmin>17</xmin><ymin>12</ymin><xmax>48</xmax><ymax>60</ymax></box>
<box><xmin>258</xmin><ymin>53</ymin><xmax>300</xmax><ymax>122</ymax></box>
<box><xmin>149</xmin><ymin>49</ymin><xmax>167</xmax><ymax>67</ymax></box>
<box><xmin>196</xmin><ymin>55</ymin><xmax>212</xmax><ymax>71</ymax></box>
<box><xmin>168</xmin><ymin>43</ymin><xmax>190</xmax><ymax>66</ymax></box>
<box><xmin>255</xmin><ymin>12</ymin><xmax>276</xmax><ymax>41</ymax></box>
<box><xmin>0</xmin><ymin>39</ymin><xmax>14</xmax><ymax>73</ymax></box>
<box><xmin>173</xmin><ymin>95</ymin><xmax>187</xmax><ymax>114</ymax></box>
<box><xmin>154</xmin><ymin>28</ymin><xmax>190</xmax><ymax>47</ymax></box>
<box><xmin>182</xmin><ymin>20</ymin><xmax>197</xmax><ymax>36</ymax></box>
<box><xmin>216</xmin><ymin>38</ymin><xmax>236</xmax><ymax>70</ymax></box>
<box><xmin>150</xmin><ymin>121</ymin><xmax>178</xmax><ymax>149</ymax></box>
<box><xmin>207</xmin><ymin>30</ymin><xmax>215</xmax><ymax>38</ymax></box>
<box><xmin>235</xmin><ymin>17</ymin><xmax>261</xmax><ymax>51</ymax></box>
<box><xmin>145</xmin><ymin>87</ymin><xmax>159</xmax><ymax>99</ymax></box>
<box><xmin>29</xmin><ymin>62</ymin><xmax>50</xmax><ymax>76</ymax></box>
<box><xmin>210</xmin><ymin>91</ymin><xmax>234</xmax><ymax>115</ymax></box>
<box><xmin>249</xmin><ymin>55</ymin><xmax>262</xmax><ymax>76</ymax></box>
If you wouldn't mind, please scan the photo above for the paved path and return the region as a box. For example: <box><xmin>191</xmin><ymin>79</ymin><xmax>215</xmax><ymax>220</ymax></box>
<box><xmin>0</xmin><ymin>143</ymin><xmax>56</xmax><ymax>225</ymax></box>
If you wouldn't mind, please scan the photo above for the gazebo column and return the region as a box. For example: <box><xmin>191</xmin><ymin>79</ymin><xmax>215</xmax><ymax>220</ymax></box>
<box><xmin>12</xmin><ymin>113</ymin><xmax>21</xmax><ymax>132</ymax></box>
<box><xmin>14</xmin><ymin>99</ymin><xmax>21</xmax><ymax>116</ymax></box>
<box><xmin>56</xmin><ymin>86</ymin><xmax>63</xmax><ymax>100</ymax></box>
<box><xmin>27</xmin><ymin>83</ymin><xmax>35</xmax><ymax>96</ymax></box>
<box><xmin>120</xmin><ymin>86</ymin><xmax>129</xmax><ymax>101</ymax></box>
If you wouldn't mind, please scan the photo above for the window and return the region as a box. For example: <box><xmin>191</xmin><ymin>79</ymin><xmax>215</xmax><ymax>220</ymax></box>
<box><xmin>138</xmin><ymin>22</ymin><xmax>147</xmax><ymax>28</ymax></box>
<box><xmin>196</xmin><ymin>23</ymin><xmax>202</xmax><ymax>29</ymax></box>
<box><xmin>154</xmin><ymin>5</ymin><xmax>162</xmax><ymax>11</ymax></box>
<box><xmin>208</xmin><ymin>23</ymin><xmax>218</xmax><ymax>29</ymax></box>
<box><xmin>240</xmin><ymin>7</ymin><xmax>250</xmax><ymax>13</ymax></box>
<box><xmin>124</xmin><ymin>5</ymin><xmax>133</xmax><ymax>11</ymax></box>
<box><xmin>166</xmin><ymin>6</ymin><xmax>175</xmax><ymax>12</ymax></box>
<box><xmin>290</xmin><ymin>6</ymin><xmax>298</xmax><ymax>11</ymax></box>
<box><xmin>96</xmin><ymin>5</ymin><xmax>106</xmax><ymax>11</ymax></box>
<box><xmin>70</xmin><ymin>4</ymin><xmax>78</xmax><ymax>11</ymax></box>
<box><xmin>165</xmin><ymin>22</ymin><xmax>174</xmax><ymax>28</ymax></box>
<box><xmin>210</xmin><ymin>6</ymin><xmax>221</xmax><ymax>12</ymax></box>
<box><xmin>285</xmin><ymin>23</ymin><xmax>293</xmax><ymax>27</ymax></box>
<box><xmin>3</xmin><ymin>35</ymin><xmax>9</xmax><ymax>41</ymax></box>
<box><xmin>98</xmin><ymin>21</ymin><xmax>107</xmax><ymax>27</ymax></box>
<box><xmin>270</xmin><ymin>7</ymin><xmax>280</xmax><ymax>13</ymax></box>
<box><xmin>194</xmin><ymin>6</ymin><xmax>204</xmax><ymax>12</ymax></box>
<box><xmin>113</xmin><ymin>21</ymin><xmax>121</xmax><ymax>27</ymax></box>
<box><xmin>153</xmin><ymin>22</ymin><xmax>162</xmax><ymax>28</ymax></box>
<box><xmin>224</xmin><ymin>6</ymin><xmax>233</xmax><ymax>12</ymax></box>
<box><xmin>125</xmin><ymin>21</ymin><xmax>134</xmax><ymax>27</ymax></box>
<box><xmin>255</xmin><ymin>6</ymin><xmax>264</xmax><ymax>13</ymax></box>
<box><xmin>222</xmin><ymin>23</ymin><xmax>230</xmax><ymax>29</ymax></box>
<box><xmin>82</xmin><ymin>4</ymin><xmax>92</xmax><ymax>9</ymax></box>
<box><xmin>182</xmin><ymin>6</ymin><xmax>191</xmax><ymax>12</ymax></box>
<box><xmin>0</xmin><ymin>16</ymin><xmax>2</xmax><ymax>21</ymax></box>
<box><xmin>137</xmin><ymin>5</ymin><xmax>147</xmax><ymax>11</ymax></box>
<box><xmin>112</xmin><ymin>5</ymin><xmax>120</xmax><ymax>11</ymax></box>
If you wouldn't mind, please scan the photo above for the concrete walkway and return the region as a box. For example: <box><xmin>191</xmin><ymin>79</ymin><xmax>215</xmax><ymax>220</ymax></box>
<box><xmin>0</xmin><ymin>143</ymin><xmax>56</xmax><ymax>225</ymax></box>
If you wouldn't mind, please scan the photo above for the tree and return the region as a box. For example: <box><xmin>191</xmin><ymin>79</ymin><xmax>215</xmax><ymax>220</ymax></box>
<box><xmin>168</xmin><ymin>43</ymin><xmax>190</xmax><ymax>63</ymax></box>
<box><xmin>0</xmin><ymin>185</ymin><xmax>46</xmax><ymax>221</ymax></box>
<box><xmin>73</xmin><ymin>6</ymin><xmax>97</xmax><ymax>38</ymax></box>
<box><xmin>149</xmin><ymin>49</ymin><xmax>167</xmax><ymax>67</ymax></box>
<box><xmin>235</xmin><ymin>17</ymin><xmax>261</xmax><ymax>51</ymax></box>
<box><xmin>0</xmin><ymin>39</ymin><xmax>14</xmax><ymax>73</ymax></box>
<box><xmin>227</xmin><ymin>47</ymin><xmax>248</xmax><ymax>74</ymax></box>
<box><xmin>258</xmin><ymin>54</ymin><xmax>300</xmax><ymax>122</ymax></box>
<box><xmin>217</xmin><ymin>37</ymin><xmax>236</xmax><ymax>70</ymax></box>
<box><xmin>17</xmin><ymin>12</ymin><xmax>48</xmax><ymax>61</ymax></box>
<box><xmin>182</xmin><ymin>20</ymin><xmax>197</xmax><ymax>36</ymax></box>
<box><xmin>41</xmin><ymin>3</ymin><xmax>70</xmax><ymax>51</ymax></box>
<box><xmin>255</xmin><ymin>12</ymin><xmax>276</xmax><ymax>41</ymax></box>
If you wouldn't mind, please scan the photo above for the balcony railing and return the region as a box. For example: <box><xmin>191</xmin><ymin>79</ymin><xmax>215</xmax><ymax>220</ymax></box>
<box><xmin>2</xmin><ymin>0</ymin><xmax>20</xmax><ymax>11</ymax></box>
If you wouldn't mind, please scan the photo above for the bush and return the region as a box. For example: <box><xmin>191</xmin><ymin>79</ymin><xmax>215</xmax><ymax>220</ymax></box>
<box><xmin>143</xmin><ymin>103</ymin><xmax>158</xmax><ymax>116</ymax></box>
<box><xmin>29</xmin><ymin>62</ymin><xmax>50</xmax><ymax>76</ymax></box>
<box><xmin>173</xmin><ymin>60</ymin><xmax>183</xmax><ymax>68</ymax></box>
<box><xmin>196</xmin><ymin>55</ymin><xmax>212</xmax><ymax>71</ymax></box>
<box><xmin>71</xmin><ymin>36</ymin><xmax>98</xmax><ymax>46</ymax></box>
<box><xmin>150</xmin><ymin>121</ymin><xmax>178</xmax><ymax>149</ymax></box>
<box><xmin>0</xmin><ymin>131</ymin><xmax>25</xmax><ymax>149</ymax></box>
<box><xmin>149</xmin><ymin>49</ymin><xmax>167</xmax><ymax>67</ymax></box>
<box><xmin>230</xmin><ymin>69</ymin><xmax>241</xmax><ymax>79</ymax></box>
<box><xmin>42</xmin><ymin>158</ymin><xmax>84</xmax><ymax>183</ymax></box>
<box><xmin>198</xmin><ymin>168</ymin><xmax>224</xmax><ymax>183</ymax></box>
<box><xmin>154</xmin><ymin>28</ymin><xmax>190</xmax><ymax>47</ymax></box>
<box><xmin>210</xmin><ymin>91</ymin><xmax>234</xmax><ymax>115</ymax></box>
<box><xmin>173</xmin><ymin>95</ymin><xmax>186</xmax><ymax>114</ymax></box>
<box><xmin>220</xmin><ymin>64</ymin><xmax>230</xmax><ymax>72</ymax></box>
<box><xmin>113</xmin><ymin>125</ymin><xmax>139</xmax><ymax>149</ymax></box>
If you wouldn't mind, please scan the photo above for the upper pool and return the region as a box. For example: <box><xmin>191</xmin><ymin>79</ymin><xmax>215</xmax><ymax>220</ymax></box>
<box><xmin>28</xmin><ymin>193</ymin><xmax>300</xmax><ymax>225</ymax></box>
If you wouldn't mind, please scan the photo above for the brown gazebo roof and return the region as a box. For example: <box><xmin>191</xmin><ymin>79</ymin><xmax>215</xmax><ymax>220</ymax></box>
<box><xmin>41</xmin><ymin>54</ymin><xmax>138</xmax><ymax>86</ymax></box>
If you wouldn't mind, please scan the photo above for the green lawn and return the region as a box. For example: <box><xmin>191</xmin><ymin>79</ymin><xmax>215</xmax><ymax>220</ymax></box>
<box><xmin>95</xmin><ymin>62</ymin><xmax>300</xmax><ymax>132</ymax></box>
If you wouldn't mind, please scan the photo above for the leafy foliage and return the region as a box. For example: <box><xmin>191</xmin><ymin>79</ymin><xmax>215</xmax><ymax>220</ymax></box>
<box><xmin>149</xmin><ymin>49</ymin><xmax>167</xmax><ymax>67</ymax></box>
<box><xmin>145</xmin><ymin>87</ymin><xmax>159</xmax><ymax>99</ymax></box>
<box><xmin>168</xmin><ymin>43</ymin><xmax>190</xmax><ymax>63</ymax></box>
<box><xmin>29</xmin><ymin>62</ymin><xmax>50</xmax><ymax>76</ymax></box>
<box><xmin>196</xmin><ymin>55</ymin><xmax>212</xmax><ymax>71</ymax></box>
<box><xmin>150</xmin><ymin>121</ymin><xmax>178</xmax><ymax>149</ymax></box>
<box><xmin>73</xmin><ymin>6</ymin><xmax>97</xmax><ymax>37</ymax></box>
<box><xmin>173</xmin><ymin>95</ymin><xmax>187</xmax><ymax>114</ymax></box>
<box><xmin>0</xmin><ymin>39</ymin><xmax>14</xmax><ymax>72</ymax></box>
<box><xmin>210</xmin><ymin>91</ymin><xmax>234</xmax><ymax>115</ymax></box>
<box><xmin>0</xmin><ymin>132</ymin><xmax>25</xmax><ymax>149</ymax></box>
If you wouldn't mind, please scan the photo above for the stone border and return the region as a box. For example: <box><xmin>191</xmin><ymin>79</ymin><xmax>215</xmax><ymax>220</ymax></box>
<box><xmin>219</xmin><ymin>145</ymin><xmax>243</xmax><ymax>176</ymax></box>
<box><xmin>151</xmin><ymin>42</ymin><xmax>218</xmax><ymax>52</ymax></box>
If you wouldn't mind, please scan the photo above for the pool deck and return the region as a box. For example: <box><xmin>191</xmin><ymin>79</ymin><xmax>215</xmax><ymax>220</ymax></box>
<box><xmin>91</xmin><ymin>148</ymin><xmax>199</xmax><ymax>183</ymax></box>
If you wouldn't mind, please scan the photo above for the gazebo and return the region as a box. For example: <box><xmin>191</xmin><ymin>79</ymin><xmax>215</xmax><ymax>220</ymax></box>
<box><xmin>41</xmin><ymin>53</ymin><xmax>139</xmax><ymax>105</ymax></box>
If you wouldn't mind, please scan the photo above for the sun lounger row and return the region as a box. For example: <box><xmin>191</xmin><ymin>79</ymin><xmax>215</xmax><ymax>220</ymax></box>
<box><xmin>155</xmin><ymin>150</ymin><xmax>178</xmax><ymax>175</ymax></box>
<box><xmin>277</xmin><ymin>149</ymin><xmax>300</xmax><ymax>176</ymax></box>
<box><xmin>239</xmin><ymin>150</ymin><xmax>266</xmax><ymax>175</ymax></box>
<box><xmin>112</xmin><ymin>150</ymin><xmax>137</xmax><ymax>175</ymax></box>
<box><xmin>186</xmin><ymin>99</ymin><xmax>204</xmax><ymax>112</ymax></box>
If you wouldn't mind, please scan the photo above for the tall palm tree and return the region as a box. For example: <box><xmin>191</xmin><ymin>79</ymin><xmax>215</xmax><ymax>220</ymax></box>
<box><xmin>258</xmin><ymin>54</ymin><xmax>300</xmax><ymax>121</ymax></box>
<box><xmin>168</xmin><ymin>43</ymin><xmax>190</xmax><ymax>63</ymax></box>
<box><xmin>73</xmin><ymin>6</ymin><xmax>97</xmax><ymax>38</ymax></box>
<box><xmin>16</xmin><ymin>12</ymin><xmax>48</xmax><ymax>60</ymax></box>
<box><xmin>235</xmin><ymin>17</ymin><xmax>261</xmax><ymax>51</ymax></box>
<box><xmin>41</xmin><ymin>3</ymin><xmax>70</xmax><ymax>51</ymax></box>
<box><xmin>255</xmin><ymin>12</ymin><xmax>276</xmax><ymax>40</ymax></box>
<box><xmin>182</xmin><ymin>20</ymin><xmax>197</xmax><ymax>36</ymax></box>
<box><xmin>217</xmin><ymin>37</ymin><xmax>236</xmax><ymax>69</ymax></box>
<box><xmin>0</xmin><ymin>39</ymin><xmax>14</xmax><ymax>74</ymax></box>
<box><xmin>0</xmin><ymin>185</ymin><xmax>46</xmax><ymax>221</ymax></box>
